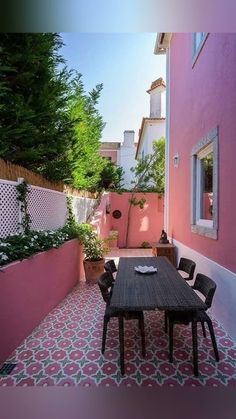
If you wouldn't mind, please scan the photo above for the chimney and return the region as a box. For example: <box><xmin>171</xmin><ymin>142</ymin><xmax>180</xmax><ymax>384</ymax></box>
<box><xmin>123</xmin><ymin>130</ymin><xmax>135</xmax><ymax>147</ymax></box>
<box><xmin>147</xmin><ymin>78</ymin><xmax>166</xmax><ymax>118</ymax></box>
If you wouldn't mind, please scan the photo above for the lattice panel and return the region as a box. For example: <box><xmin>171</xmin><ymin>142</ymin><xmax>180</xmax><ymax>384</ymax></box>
<box><xmin>72</xmin><ymin>197</ymin><xmax>98</xmax><ymax>223</ymax></box>
<box><xmin>28</xmin><ymin>187</ymin><xmax>67</xmax><ymax>231</ymax></box>
<box><xmin>0</xmin><ymin>182</ymin><xmax>19</xmax><ymax>238</ymax></box>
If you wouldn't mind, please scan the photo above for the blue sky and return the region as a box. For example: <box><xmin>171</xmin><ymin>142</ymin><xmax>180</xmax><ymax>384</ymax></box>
<box><xmin>60</xmin><ymin>33</ymin><xmax>166</xmax><ymax>142</ymax></box>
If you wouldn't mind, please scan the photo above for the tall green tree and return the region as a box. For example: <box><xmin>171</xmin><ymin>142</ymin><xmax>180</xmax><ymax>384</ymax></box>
<box><xmin>98</xmin><ymin>160</ymin><xmax>124</xmax><ymax>190</ymax></box>
<box><xmin>0</xmin><ymin>33</ymin><xmax>74</xmax><ymax>180</ymax></box>
<box><xmin>67</xmin><ymin>73</ymin><xmax>106</xmax><ymax>190</ymax></box>
<box><xmin>151</xmin><ymin>137</ymin><xmax>165</xmax><ymax>193</ymax></box>
<box><xmin>0</xmin><ymin>33</ymin><xmax>115</xmax><ymax>191</ymax></box>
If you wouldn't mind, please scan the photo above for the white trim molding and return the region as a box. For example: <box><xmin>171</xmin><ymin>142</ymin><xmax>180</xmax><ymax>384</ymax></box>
<box><xmin>191</xmin><ymin>127</ymin><xmax>219</xmax><ymax>239</ymax></box>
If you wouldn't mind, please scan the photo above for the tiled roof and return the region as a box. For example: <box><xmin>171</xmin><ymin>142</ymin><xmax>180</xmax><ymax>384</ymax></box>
<box><xmin>100</xmin><ymin>142</ymin><xmax>120</xmax><ymax>150</ymax></box>
<box><xmin>147</xmin><ymin>77</ymin><xmax>166</xmax><ymax>93</ymax></box>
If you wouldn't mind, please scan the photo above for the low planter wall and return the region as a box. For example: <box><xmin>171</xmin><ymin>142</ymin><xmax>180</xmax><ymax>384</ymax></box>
<box><xmin>0</xmin><ymin>239</ymin><xmax>82</xmax><ymax>364</ymax></box>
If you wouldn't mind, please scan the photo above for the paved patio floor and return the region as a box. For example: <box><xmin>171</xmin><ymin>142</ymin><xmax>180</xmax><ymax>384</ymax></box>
<box><xmin>1</xmin><ymin>248</ymin><xmax>236</xmax><ymax>387</ymax></box>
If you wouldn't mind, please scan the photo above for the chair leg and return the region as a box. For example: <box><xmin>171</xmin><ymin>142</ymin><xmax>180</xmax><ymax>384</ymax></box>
<box><xmin>118</xmin><ymin>316</ymin><xmax>125</xmax><ymax>375</ymax></box>
<box><xmin>169</xmin><ymin>317</ymin><xmax>174</xmax><ymax>363</ymax></box>
<box><xmin>164</xmin><ymin>311</ymin><xmax>168</xmax><ymax>333</ymax></box>
<box><xmin>139</xmin><ymin>316</ymin><xmax>146</xmax><ymax>357</ymax></box>
<box><xmin>191</xmin><ymin>319</ymin><xmax>199</xmax><ymax>377</ymax></box>
<box><xmin>102</xmin><ymin>316</ymin><xmax>109</xmax><ymax>354</ymax></box>
<box><xmin>206</xmin><ymin>318</ymin><xmax>220</xmax><ymax>362</ymax></box>
<box><xmin>201</xmin><ymin>320</ymin><xmax>207</xmax><ymax>338</ymax></box>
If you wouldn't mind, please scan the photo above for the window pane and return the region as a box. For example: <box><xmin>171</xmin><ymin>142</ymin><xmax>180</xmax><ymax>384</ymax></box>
<box><xmin>201</xmin><ymin>152</ymin><xmax>213</xmax><ymax>220</ymax></box>
<box><xmin>193</xmin><ymin>32</ymin><xmax>205</xmax><ymax>54</ymax></box>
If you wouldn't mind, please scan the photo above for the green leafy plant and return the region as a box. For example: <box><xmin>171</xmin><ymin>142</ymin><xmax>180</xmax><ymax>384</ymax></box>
<box><xmin>76</xmin><ymin>223</ymin><xmax>109</xmax><ymax>261</ymax></box>
<box><xmin>0</xmin><ymin>228</ymin><xmax>71</xmax><ymax>267</ymax></box>
<box><xmin>16</xmin><ymin>180</ymin><xmax>31</xmax><ymax>234</ymax></box>
<box><xmin>129</xmin><ymin>197</ymin><xmax>146</xmax><ymax>209</ymax></box>
<box><xmin>141</xmin><ymin>241</ymin><xmax>150</xmax><ymax>248</ymax></box>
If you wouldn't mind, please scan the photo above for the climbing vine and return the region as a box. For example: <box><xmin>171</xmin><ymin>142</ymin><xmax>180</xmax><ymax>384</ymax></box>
<box><xmin>129</xmin><ymin>197</ymin><xmax>146</xmax><ymax>209</ymax></box>
<box><xmin>15</xmin><ymin>180</ymin><xmax>31</xmax><ymax>234</ymax></box>
<box><xmin>66</xmin><ymin>196</ymin><xmax>76</xmax><ymax>226</ymax></box>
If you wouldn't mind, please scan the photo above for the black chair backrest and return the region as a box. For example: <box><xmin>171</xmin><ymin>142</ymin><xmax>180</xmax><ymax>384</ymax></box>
<box><xmin>104</xmin><ymin>259</ymin><xmax>117</xmax><ymax>274</ymax></box>
<box><xmin>178</xmin><ymin>257</ymin><xmax>196</xmax><ymax>280</ymax></box>
<box><xmin>97</xmin><ymin>272</ymin><xmax>114</xmax><ymax>303</ymax></box>
<box><xmin>192</xmin><ymin>273</ymin><xmax>216</xmax><ymax>309</ymax></box>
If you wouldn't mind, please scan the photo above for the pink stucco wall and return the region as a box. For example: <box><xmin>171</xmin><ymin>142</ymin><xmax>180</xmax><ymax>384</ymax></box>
<box><xmin>110</xmin><ymin>192</ymin><xmax>164</xmax><ymax>248</ymax></box>
<box><xmin>169</xmin><ymin>33</ymin><xmax>236</xmax><ymax>273</ymax></box>
<box><xmin>100</xmin><ymin>150</ymin><xmax>118</xmax><ymax>164</ymax></box>
<box><xmin>0</xmin><ymin>239</ymin><xmax>82</xmax><ymax>364</ymax></box>
<box><xmin>90</xmin><ymin>192</ymin><xmax>111</xmax><ymax>239</ymax></box>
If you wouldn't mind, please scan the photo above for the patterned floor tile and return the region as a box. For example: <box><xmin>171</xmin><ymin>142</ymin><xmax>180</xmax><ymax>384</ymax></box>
<box><xmin>1</xmin><ymin>249</ymin><xmax>236</xmax><ymax>387</ymax></box>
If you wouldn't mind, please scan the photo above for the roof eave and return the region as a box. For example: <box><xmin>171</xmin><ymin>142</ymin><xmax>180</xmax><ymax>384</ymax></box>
<box><xmin>154</xmin><ymin>33</ymin><xmax>172</xmax><ymax>55</ymax></box>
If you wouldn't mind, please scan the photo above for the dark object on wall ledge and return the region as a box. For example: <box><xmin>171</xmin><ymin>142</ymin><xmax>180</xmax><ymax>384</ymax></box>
<box><xmin>159</xmin><ymin>229</ymin><xmax>169</xmax><ymax>244</ymax></box>
<box><xmin>112</xmin><ymin>210</ymin><xmax>122</xmax><ymax>219</ymax></box>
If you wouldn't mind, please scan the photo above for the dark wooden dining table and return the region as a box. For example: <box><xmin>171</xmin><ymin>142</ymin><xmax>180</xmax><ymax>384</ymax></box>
<box><xmin>109</xmin><ymin>256</ymin><xmax>206</xmax><ymax>374</ymax></box>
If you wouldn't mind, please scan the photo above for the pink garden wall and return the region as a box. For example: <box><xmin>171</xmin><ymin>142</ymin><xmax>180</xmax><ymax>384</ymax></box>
<box><xmin>90</xmin><ymin>192</ymin><xmax>111</xmax><ymax>239</ymax></box>
<box><xmin>109</xmin><ymin>192</ymin><xmax>164</xmax><ymax>248</ymax></box>
<box><xmin>168</xmin><ymin>33</ymin><xmax>236</xmax><ymax>273</ymax></box>
<box><xmin>0</xmin><ymin>240</ymin><xmax>83</xmax><ymax>364</ymax></box>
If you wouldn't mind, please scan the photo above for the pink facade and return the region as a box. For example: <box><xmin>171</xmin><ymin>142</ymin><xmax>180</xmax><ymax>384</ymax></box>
<box><xmin>0</xmin><ymin>239</ymin><xmax>82</xmax><ymax>363</ymax></box>
<box><xmin>168</xmin><ymin>33</ymin><xmax>236</xmax><ymax>273</ymax></box>
<box><xmin>110</xmin><ymin>192</ymin><xmax>164</xmax><ymax>248</ymax></box>
<box><xmin>100</xmin><ymin>149</ymin><xmax>118</xmax><ymax>164</ymax></box>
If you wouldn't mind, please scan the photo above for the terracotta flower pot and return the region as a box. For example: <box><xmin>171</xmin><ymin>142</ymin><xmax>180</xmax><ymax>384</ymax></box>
<box><xmin>83</xmin><ymin>258</ymin><xmax>105</xmax><ymax>283</ymax></box>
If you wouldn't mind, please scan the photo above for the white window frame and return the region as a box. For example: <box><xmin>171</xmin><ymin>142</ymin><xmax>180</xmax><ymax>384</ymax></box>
<box><xmin>192</xmin><ymin>33</ymin><xmax>208</xmax><ymax>67</ymax></box>
<box><xmin>191</xmin><ymin>127</ymin><xmax>218</xmax><ymax>239</ymax></box>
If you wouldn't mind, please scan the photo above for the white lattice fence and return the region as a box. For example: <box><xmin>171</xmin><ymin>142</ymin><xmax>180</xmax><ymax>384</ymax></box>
<box><xmin>0</xmin><ymin>180</ymin><xmax>19</xmax><ymax>238</ymax></box>
<box><xmin>28</xmin><ymin>186</ymin><xmax>67</xmax><ymax>231</ymax></box>
<box><xmin>72</xmin><ymin>196</ymin><xmax>98</xmax><ymax>223</ymax></box>
<box><xmin>0</xmin><ymin>177</ymin><xmax>99</xmax><ymax>238</ymax></box>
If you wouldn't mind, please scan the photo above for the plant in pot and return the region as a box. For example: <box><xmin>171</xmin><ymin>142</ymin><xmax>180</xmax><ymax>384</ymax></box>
<box><xmin>77</xmin><ymin>224</ymin><xmax>109</xmax><ymax>283</ymax></box>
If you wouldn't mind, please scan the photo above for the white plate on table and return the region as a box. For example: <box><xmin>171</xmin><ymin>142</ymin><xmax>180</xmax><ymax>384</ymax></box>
<box><xmin>134</xmin><ymin>266</ymin><xmax>157</xmax><ymax>274</ymax></box>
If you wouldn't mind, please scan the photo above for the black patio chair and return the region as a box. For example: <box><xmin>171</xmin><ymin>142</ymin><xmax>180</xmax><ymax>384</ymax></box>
<box><xmin>104</xmin><ymin>259</ymin><xmax>117</xmax><ymax>278</ymax></box>
<box><xmin>177</xmin><ymin>257</ymin><xmax>196</xmax><ymax>281</ymax></box>
<box><xmin>166</xmin><ymin>273</ymin><xmax>220</xmax><ymax>376</ymax></box>
<box><xmin>98</xmin><ymin>271</ymin><xmax>146</xmax><ymax>375</ymax></box>
<box><xmin>164</xmin><ymin>257</ymin><xmax>197</xmax><ymax>332</ymax></box>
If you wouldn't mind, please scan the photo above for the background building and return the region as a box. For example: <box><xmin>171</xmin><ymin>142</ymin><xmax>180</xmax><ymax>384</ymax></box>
<box><xmin>136</xmin><ymin>78</ymin><xmax>166</xmax><ymax>160</ymax></box>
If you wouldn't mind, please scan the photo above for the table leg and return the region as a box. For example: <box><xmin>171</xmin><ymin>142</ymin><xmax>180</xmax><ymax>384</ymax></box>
<box><xmin>169</xmin><ymin>317</ymin><xmax>174</xmax><ymax>363</ymax></box>
<box><xmin>192</xmin><ymin>319</ymin><xmax>198</xmax><ymax>376</ymax></box>
<box><xmin>118</xmin><ymin>316</ymin><xmax>125</xmax><ymax>375</ymax></box>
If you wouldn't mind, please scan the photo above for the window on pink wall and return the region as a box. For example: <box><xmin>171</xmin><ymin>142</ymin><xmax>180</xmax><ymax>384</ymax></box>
<box><xmin>192</xmin><ymin>32</ymin><xmax>208</xmax><ymax>66</ymax></box>
<box><xmin>191</xmin><ymin>127</ymin><xmax>218</xmax><ymax>240</ymax></box>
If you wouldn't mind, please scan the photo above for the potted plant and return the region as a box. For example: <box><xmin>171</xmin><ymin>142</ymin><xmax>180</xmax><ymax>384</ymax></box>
<box><xmin>77</xmin><ymin>224</ymin><xmax>109</xmax><ymax>283</ymax></box>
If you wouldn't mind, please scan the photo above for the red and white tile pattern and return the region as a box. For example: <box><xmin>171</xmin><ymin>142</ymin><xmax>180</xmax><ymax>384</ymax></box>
<box><xmin>0</xmin><ymin>249</ymin><xmax>235</xmax><ymax>387</ymax></box>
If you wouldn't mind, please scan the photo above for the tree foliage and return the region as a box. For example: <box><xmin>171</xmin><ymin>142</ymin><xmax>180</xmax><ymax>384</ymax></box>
<box><xmin>0</xmin><ymin>33</ymin><xmax>73</xmax><ymax>180</ymax></box>
<box><xmin>97</xmin><ymin>159</ymin><xmax>124</xmax><ymax>190</ymax></box>
<box><xmin>130</xmin><ymin>137</ymin><xmax>165</xmax><ymax>193</ymax></box>
<box><xmin>0</xmin><ymin>33</ymin><xmax>109</xmax><ymax>191</ymax></box>
<box><xmin>67</xmin><ymin>73</ymin><xmax>106</xmax><ymax>190</ymax></box>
